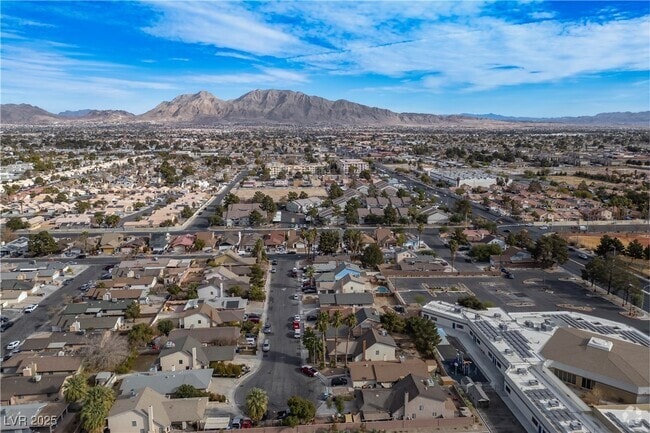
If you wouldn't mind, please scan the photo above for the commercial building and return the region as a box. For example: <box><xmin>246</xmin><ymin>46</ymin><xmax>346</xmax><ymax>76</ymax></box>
<box><xmin>421</xmin><ymin>301</ymin><xmax>650</xmax><ymax>433</ymax></box>
<box><xmin>427</xmin><ymin>169</ymin><xmax>498</xmax><ymax>189</ymax></box>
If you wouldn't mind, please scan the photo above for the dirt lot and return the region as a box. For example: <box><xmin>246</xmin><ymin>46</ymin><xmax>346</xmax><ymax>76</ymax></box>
<box><xmin>561</xmin><ymin>232</ymin><xmax>650</xmax><ymax>250</ymax></box>
<box><xmin>232</xmin><ymin>187</ymin><xmax>328</xmax><ymax>201</ymax></box>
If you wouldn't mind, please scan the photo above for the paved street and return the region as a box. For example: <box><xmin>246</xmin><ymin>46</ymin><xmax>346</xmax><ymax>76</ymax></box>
<box><xmin>233</xmin><ymin>254</ymin><xmax>325</xmax><ymax>415</ymax></box>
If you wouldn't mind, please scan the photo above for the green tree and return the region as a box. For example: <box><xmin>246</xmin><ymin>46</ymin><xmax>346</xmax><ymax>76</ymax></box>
<box><xmin>449</xmin><ymin>239</ymin><xmax>459</xmax><ymax>270</ymax></box>
<box><xmin>595</xmin><ymin>235</ymin><xmax>625</xmax><ymax>257</ymax></box>
<box><xmin>532</xmin><ymin>233</ymin><xmax>569</xmax><ymax>268</ymax></box>
<box><xmin>361</xmin><ymin>243</ymin><xmax>384</xmax><ymax>268</ymax></box>
<box><xmin>125</xmin><ymin>301</ymin><xmax>141</xmax><ymax>323</ymax></box>
<box><xmin>453</xmin><ymin>198</ymin><xmax>472</xmax><ymax>221</ymax></box>
<box><xmin>246</xmin><ymin>388</ymin><xmax>269</xmax><ymax>423</ymax></box>
<box><xmin>406</xmin><ymin>316</ymin><xmax>441</xmax><ymax>358</ymax></box>
<box><xmin>156</xmin><ymin>319</ymin><xmax>174</xmax><ymax>336</ymax></box>
<box><xmin>450</xmin><ymin>228</ymin><xmax>468</xmax><ymax>246</ymax></box>
<box><xmin>328</xmin><ymin>183</ymin><xmax>343</xmax><ymax>199</ymax></box>
<box><xmin>249</xmin><ymin>209</ymin><xmax>264</xmax><ymax>226</ymax></box>
<box><xmin>175</xmin><ymin>384</ymin><xmax>208</xmax><ymax>399</ymax></box>
<box><xmin>380</xmin><ymin>311</ymin><xmax>406</xmax><ymax>334</ymax></box>
<box><xmin>343</xmin><ymin>229</ymin><xmax>362</xmax><ymax>256</ymax></box>
<box><xmin>343</xmin><ymin>313</ymin><xmax>357</xmax><ymax>367</ymax></box>
<box><xmin>383</xmin><ymin>204</ymin><xmax>397</xmax><ymax>225</ymax></box>
<box><xmin>6</xmin><ymin>217</ymin><xmax>28</xmax><ymax>231</ymax></box>
<box><xmin>127</xmin><ymin>323</ymin><xmax>154</xmax><ymax>348</ymax></box>
<box><xmin>104</xmin><ymin>214</ymin><xmax>120</xmax><ymax>228</ymax></box>
<box><xmin>318</xmin><ymin>230</ymin><xmax>339</xmax><ymax>255</ymax></box>
<box><xmin>252</xmin><ymin>238</ymin><xmax>267</xmax><ymax>264</ymax></box>
<box><xmin>626</xmin><ymin>239</ymin><xmax>644</xmax><ymax>261</ymax></box>
<box><xmin>583</xmin><ymin>256</ymin><xmax>607</xmax><ymax>288</ymax></box>
<box><xmin>75</xmin><ymin>200</ymin><xmax>91</xmax><ymax>214</ymax></box>
<box><xmin>28</xmin><ymin>231</ymin><xmax>58</xmax><ymax>256</ymax></box>
<box><xmin>63</xmin><ymin>373</ymin><xmax>88</xmax><ymax>404</ymax></box>
<box><xmin>316</xmin><ymin>312</ymin><xmax>330</xmax><ymax>365</ymax></box>
<box><xmin>299</xmin><ymin>191</ymin><xmax>309</xmax><ymax>199</ymax></box>
<box><xmin>180</xmin><ymin>205</ymin><xmax>194</xmax><ymax>219</ymax></box>
<box><xmin>193</xmin><ymin>238</ymin><xmax>206</xmax><ymax>251</ymax></box>
<box><xmin>80</xmin><ymin>386</ymin><xmax>115</xmax><ymax>433</ymax></box>
<box><xmin>94</xmin><ymin>211</ymin><xmax>105</xmax><ymax>226</ymax></box>
<box><xmin>223</xmin><ymin>193</ymin><xmax>240</xmax><ymax>206</ymax></box>
<box><xmin>287</xmin><ymin>191</ymin><xmax>298</xmax><ymax>201</ymax></box>
<box><xmin>417</xmin><ymin>223</ymin><xmax>425</xmax><ymax>248</ymax></box>
<box><xmin>54</xmin><ymin>192</ymin><xmax>68</xmax><ymax>203</ymax></box>
<box><xmin>301</xmin><ymin>228</ymin><xmax>318</xmax><ymax>260</ymax></box>
<box><xmin>285</xmin><ymin>395</ymin><xmax>316</xmax><ymax>426</ymax></box>
<box><xmin>330</xmin><ymin>310</ymin><xmax>344</xmax><ymax>367</ymax></box>
<box><xmin>261</xmin><ymin>195</ymin><xmax>277</xmax><ymax>214</ymax></box>
<box><xmin>457</xmin><ymin>295</ymin><xmax>488</xmax><ymax>310</ymax></box>
<box><xmin>303</xmin><ymin>326</ymin><xmax>322</xmax><ymax>365</ymax></box>
<box><xmin>469</xmin><ymin>244</ymin><xmax>503</xmax><ymax>262</ymax></box>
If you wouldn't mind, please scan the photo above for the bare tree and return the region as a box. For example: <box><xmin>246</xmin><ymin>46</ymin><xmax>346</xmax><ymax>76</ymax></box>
<box><xmin>79</xmin><ymin>333</ymin><xmax>130</xmax><ymax>372</ymax></box>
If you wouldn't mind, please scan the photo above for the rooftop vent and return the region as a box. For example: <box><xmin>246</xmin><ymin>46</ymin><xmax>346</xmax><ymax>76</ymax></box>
<box><xmin>528</xmin><ymin>379</ymin><xmax>539</xmax><ymax>386</ymax></box>
<box><xmin>587</xmin><ymin>337</ymin><xmax>613</xmax><ymax>352</ymax></box>
<box><xmin>548</xmin><ymin>399</ymin><xmax>560</xmax><ymax>408</ymax></box>
<box><xmin>569</xmin><ymin>420</ymin><xmax>582</xmax><ymax>431</ymax></box>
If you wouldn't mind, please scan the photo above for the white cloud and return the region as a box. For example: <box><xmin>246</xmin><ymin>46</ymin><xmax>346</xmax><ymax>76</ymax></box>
<box><xmin>181</xmin><ymin>66</ymin><xmax>308</xmax><ymax>86</ymax></box>
<box><xmin>215</xmin><ymin>51</ymin><xmax>257</xmax><ymax>61</ymax></box>
<box><xmin>143</xmin><ymin>1</ymin><xmax>314</xmax><ymax>57</ymax></box>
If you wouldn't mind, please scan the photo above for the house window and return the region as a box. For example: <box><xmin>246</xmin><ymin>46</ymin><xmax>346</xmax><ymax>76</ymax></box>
<box><xmin>132</xmin><ymin>421</ymin><xmax>137</xmax><ymax>427</ymax></box>
<box><xmin>432</xmin><ymin>412</ymin><xmax>437</xmax><ymax>417</ymax></box>
<box><xmin>581</xmin><ymin>377</ymin><xmax>594</xmax><ymax>390</ymax></box>
<box><xmin>456</xmin><ymin>324</ymin><xmax>464</xmax><ymax>329</ymax></box>
<box><xmin>179</xmin><ymin>359</ymin><xmax>183</xmax><ymax>365</ymax></box>
<box><xmin>505</xmin><ymin>385</ymin><xmax>511</xmax><ymax>394</ymax></box>
<box><xmin>198</xmin><ymin>319</ymin><xmax>202</xmax><ymax>324</ymax></box>
<box><xmin>419</xmin><ymin>405</ymin><xmax>424</xmax><ymax>411</ymax></box>
<box><xmin>554</xmin><ymin>369</ymin><xmax>576</xmax><ymax>385</ymax></box>
<box><xmin>411</xmin><ymin>413</ymin><xmax>416</xmax><ymax>419</ymax></box>
<box><xmin>375</xmin><ymin>350</ymin><xmax>380</xmax><ymax>355</ymax></box>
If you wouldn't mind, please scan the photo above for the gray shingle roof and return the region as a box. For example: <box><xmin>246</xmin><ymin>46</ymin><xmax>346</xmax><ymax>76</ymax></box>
<box><xmin>119</xmin><ymin>369</ymin><xmax>213</xmax><ymax>395</ymax></box>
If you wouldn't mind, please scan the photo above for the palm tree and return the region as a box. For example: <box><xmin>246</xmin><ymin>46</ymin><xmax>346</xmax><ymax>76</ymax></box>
<box><xmin>80</xmin><ymin>386</ymin><xmax>115</xmax><ymax>433</ymax></box>
<box><xmin>63</xmin><ymin>373</ymin><xmax>88</xmax><ymax>405</ymax></box>
<box><xmin>302</xmin><ymin>326</ymin><xmax>320</xmax><ymax>364</ymax></box>
<box><xmin>330</xmin><ymin>310</ymin><xmax>344</xmax><ymax>367</ymax></box>
<box><xmin>245</xmin><ymin>387</ymin><xmax>269</xmax><ymax>423</ymax></box>
<box><xmin>343</xmin><ymin>313</ymin><xmax>357</xmax><ymax>367</ymax></box>
<box><xmin>302</xmin><ymin>228</ymin><xmax>317</xmax><ymax>261</ymax></box>
<box><xmin>315</xmin><ymin>311</ymin><xmax>330</xmax><ymax>365</ymax></box>
<box><xmin>449</xmin><ymin>239</ymin><xmax>459</xmax><ymax>271</ymax></box>
<box><xmin>252</xmin><ymin>238</ymin><xmax>266</xmax><ymax>264</ymax></box>
<box><xmin>417</xmin><ymin>223</ymin><xmax>425</xmax><ymax>249</ymax></box>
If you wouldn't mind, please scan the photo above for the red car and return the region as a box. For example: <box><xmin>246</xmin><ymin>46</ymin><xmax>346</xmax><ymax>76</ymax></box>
<box><xmin>301</xmin><ymin>365</ymin><xmax>319</xmax><ymax>377</ymax></box>
<box><xmin>292</xmin><ymin>321</ymin><xmax>300</xmax><ymax>330</ymax></box>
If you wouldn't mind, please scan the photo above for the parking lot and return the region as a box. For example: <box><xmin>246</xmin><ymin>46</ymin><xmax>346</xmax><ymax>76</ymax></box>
<box><xmin>391</xmin><ymin>268</ymin><xmax>649</xmax><ymax>333</ymax></box>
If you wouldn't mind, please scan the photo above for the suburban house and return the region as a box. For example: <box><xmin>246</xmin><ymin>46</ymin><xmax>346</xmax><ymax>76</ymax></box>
<box><xmin>356</xmin><ymin>374</ymin><xmax>456</xmax><ymax>421</ymax></box>
<box><xmin>1</xmin><ymin>375</ymin><xmax>68</xmax><ymax>405</ymax></box>
<box><xmin>157</xmin><ymin>335</ymin><xmax>236</xmax><ymax>372</ymax></box>
<box><xmin>107</xmin><ymin>387</ymin><xmax>208</xmax><ymax>433</ymax></box>
<box><xmin>169</xmin><ymin>234</ymin><xmax>196</xmax><ymax>254</ymax></box>
<box><xmin>119</xmin><ymin>369</ymin><xmax>213</xmax><ymax>396</ymax></box>
<box><xmin>348</xmin><ymin>359</ymin><xmax>430</xmax><ymax>388</ymax></box>
<box><xmin>354</xmin><ymin>328</ymin><xmax>397</xmax><ymax>362</ymax></box>
<box><xmin>0</xmin><ymin>402</ymin><xmax>67</xmax><ymax>432</ymax></box>
<box><xmin>99</xmin><ymin>233</ymin><xmax>125</xmax><ymax>255</ymax></box>
<box><xmin>0</xmin><ymin>354</ymin><xmax>83</xmax><ymax>376</ymax></box>
<box><xmin>167</xmin><ymin>327</ymin><xmax>239</xmax><ymax>346</ymax></box>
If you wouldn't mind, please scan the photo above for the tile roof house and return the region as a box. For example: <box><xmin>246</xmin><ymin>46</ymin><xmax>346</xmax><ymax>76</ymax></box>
<box><xmin>107</xmin><ymin>387</ymin><xmax>208</xmax><ymax>433</ymax></box>
<box><xmin>1</xmin><ymin>375</ymin><xmax>68</xmax><ymax>405</ymax></box>
<box><xmin>167</xmin><ymin>327</ymin><xmax>239</xmax><ymax>346</ymax></box>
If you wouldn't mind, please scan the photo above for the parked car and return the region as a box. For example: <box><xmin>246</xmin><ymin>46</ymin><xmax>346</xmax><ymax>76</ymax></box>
<box><xmin>276</xmin><ymin>410</ymin><xmax>290</xmax><ymax>420</ymax></box>
<box><xmin>5</xmin><ymin>340</ymin><xmax>21</xmax><ymax>350</ymax></box>
<box><xmin>306</xmin><ymin>314</ymin><xmax>318</xmax><ymax>321</ymax></box>
<box><xmin>291</xmin><ymin>293</ymin><xmax>301</xmax><ymax>300</ymax></box>
<box><xmin>292</xmin><ymin>321</ymin><xmax>300</xmax><ymax>330</ymax></box>
<box><xmin>247</xmin><ymin>316</ymin><xmax>261</xmax><ymax>323</ymax></box>
<box><xmin>230</xmin><ymin>417</ymin><xmax>252</xmax><ymax>429</ymax></box>
<box><xmin>262</xmin><ymin>339</ymin><xmax>270</xmax><ymax>352</ymax></box>
<box><xmin>262</xmin><ymin>324</ymin><xmax>272</xmax><ymax>334</ymax></box>
<box><xmin>301</xmin><ymin>365</ymin><xmax>319</xmax><ymax>377</ymax></box>
<box><xmin>293</xmin><ymin>315</ymin><xmax>301</xmax><ymax>322</ymax></box>
<box><xmin>0</xmin><ymin>322</ymin><xmax>14</xmax><ymax>332</ymax></box>
<box><xmin>505</xmin><ymin>273</ymin><xmax>515</xmax><ymax>279</ymax></box>
<box><xmin>23</xmin><ymin>304</ymin><xmax>38</xmax><ymax>313</ymax></box>
<box><xmin>331</xmin><ymin>377</ymin><xmax>348</xmax><ymax>386</ymax></box>
<box><xmin>245</xmin><ymin>337</ymin><xmax>256</xmax><ymax>346</ymax></box>
<box><xmin>0</xmin><ymin>316</ymin><xmax>9</xmax><ymax>323</ymax></box>
<box><xmin>578</xmin><ymin>253</ymin><xmax>589</xmax><ymax>260</ymax></box>
<box><xmin>270</xmin><ymin>268</ymin><xmax>277</xmax><ymax>273</ymax></box>
<box><xmin>302</xmin><ymin>287</ymin><xmax>317</xmax><ymax>294</ymax></box>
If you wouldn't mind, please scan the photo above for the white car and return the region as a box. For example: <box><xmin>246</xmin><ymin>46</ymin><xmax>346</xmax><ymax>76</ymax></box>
<box><xmin>578</xmin><ymin>253</ymin><xmax>589</xmax><ymax>260</ymax></box>
<box><xmin>5</xmin><ymin>341</ymin><xmax>21</xmax><ymax>350</ymax></box>
<box><xmin>262</xmin><ymin>339</ymin><xmax>271</xmax><ymax>352</ymax></box>
<box><xmin>293</xmin><ymin>315</ymin><xmax>301</xmax><ymax>322</ymax></box>
<box><xmin>23</xmin><ymin>304</ymin><xmax>38</xmax><ymax>313</ymax></box>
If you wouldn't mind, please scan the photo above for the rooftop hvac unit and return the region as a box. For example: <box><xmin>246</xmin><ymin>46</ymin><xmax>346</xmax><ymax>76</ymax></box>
<box><xmin>524</xmin><ymin>320</ymin><xmax>533</xmax><ymax>327</ymax></box>
<box><xmin>569</xmin><ymin>421</ymin><xmax>582</xmax><ymax>431</ymax></box>
<box><xmin>516</xmin><ymin>368</ymin><xmax>527</xmax><ymax>374</ymax></box>
<box><xmin>504</xmin><ymin>348</ymin><xmax>513</xmax><ymax>354</ymax></box>
<box><xmin>495</xmin><ymin>335</ymin><xmax>503</xmax><ymax>341</ymax></box>
<box><xmin>453</xmin><ymin>307</ymin><xmax>462</xmax><ymax>313</ymax></box>
<box><xmin>499</xmin><ymin>323</ymin><xmax>508</xmax><ymax>330</ymax></box>
<box><xmin>493</xmin><ymin>313</ymin><xmax>501</xmax><ymax>318</ymax></box>
<box><xmin>528</xmin><ymin>379</ymin><xmax>539</xmax><ymax>386</ymax></box>
<box><xmin>548</xmin><ymin>399</ymin><xmax>560</xmax><ymax>408</ymax></box>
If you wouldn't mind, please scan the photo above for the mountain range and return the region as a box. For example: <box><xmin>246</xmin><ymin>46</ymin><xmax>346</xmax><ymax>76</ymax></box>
<box><xmin>1</xmin><ymin>90</ymin><xmax>648</xmax><ymax>127</ymax></box>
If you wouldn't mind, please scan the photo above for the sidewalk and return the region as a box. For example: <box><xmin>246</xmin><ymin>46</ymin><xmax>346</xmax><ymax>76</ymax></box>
<box><xmin>579</xmin><ymin>279</ymin><xmax>650</xmax><ymax>321</ymax></box>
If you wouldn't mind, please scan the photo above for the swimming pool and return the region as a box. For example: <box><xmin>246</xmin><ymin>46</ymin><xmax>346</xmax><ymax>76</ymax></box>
<box><xmin>376</xmin><ymin>286</ymin><xmax>390</xmax><ymax>293</ymax></box>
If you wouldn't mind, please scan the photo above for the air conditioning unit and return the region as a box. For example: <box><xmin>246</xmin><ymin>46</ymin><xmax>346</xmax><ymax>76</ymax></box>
<box><xmin>528</xmin><ymin>379</ymin><xmax>538</xmax><ymax>386</ymax></box>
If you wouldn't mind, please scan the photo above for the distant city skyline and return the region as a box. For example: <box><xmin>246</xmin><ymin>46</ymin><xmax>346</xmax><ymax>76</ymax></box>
<box><xmin>1</xmin><ymin>1</ymin><xmax>649</xmax><ymax>117</ymax></box>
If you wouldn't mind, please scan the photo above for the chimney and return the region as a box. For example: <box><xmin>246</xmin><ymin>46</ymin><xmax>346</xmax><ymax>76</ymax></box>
<box><xmin>403</xmin><ymin>391</ymin><xmax>409</xmax><ymax>417</ymax></box>
<box><xmin>219</xmin><ymin>282</ymin><xmax>223</xmax><ymax>298</ymax></box>
<box><xmin>362</xmin><ymin>339</ymin><xmax>367</xmax><ymax>361</ymax></box>
<box><xmin>147</xmin><ymin>405</ymin><xmax>155</xmax><ymax>433</ymax></box>
<box><xmin>191</xmin><ymin>347</ymin><xmax>198</xmax><ymax>369</ymax></box>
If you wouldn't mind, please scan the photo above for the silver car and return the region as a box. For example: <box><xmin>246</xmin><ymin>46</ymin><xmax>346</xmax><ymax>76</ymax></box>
<box><xmin>262</xmin><ymin>339</ymin><xmax>270</xmax><ymax>352</ymax></box>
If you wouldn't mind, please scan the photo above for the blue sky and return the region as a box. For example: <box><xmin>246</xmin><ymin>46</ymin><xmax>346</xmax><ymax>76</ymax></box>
<box><xmin>1</xmin><ymin>1</ymin><xmax>649</xmax><ymax>116</ymax></box>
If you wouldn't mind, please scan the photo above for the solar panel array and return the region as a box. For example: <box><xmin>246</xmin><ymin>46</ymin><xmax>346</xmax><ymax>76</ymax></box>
<box><xmin>473</xmin><ymin>320</ymin><xmax>499</xmax><ymax>339</ymax></box>
<box><xmin>525</xmin><ymin>389</ymin><xmax>583</xmax><ymax>433</ymax></box>
<box><xmin>502</xmin><ymin>330</ymin><xmax>533</xmax><ymax>358</ymax></box>
<box><xmin>619</xmin><ymin>330</ymin><xmax>650</xmax><ymax>347</ymax></box>
<box><xmin>547</xmin><ymin>314</ymin><xmax>650</xmax><ymax>348</ymax></box>
<box><xmin>473</xmin><ymin>321</ymin><xmax>534</xmax><ymax>359</ymax></box>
